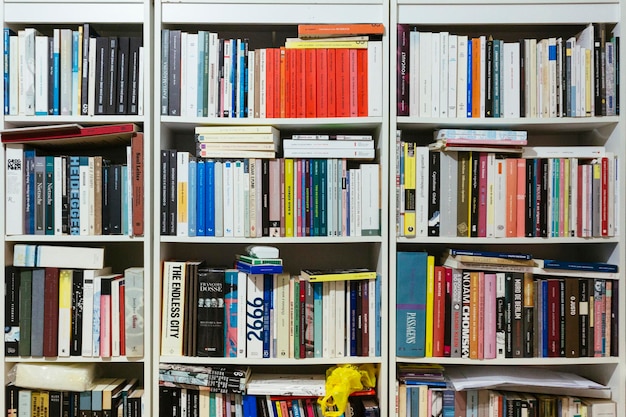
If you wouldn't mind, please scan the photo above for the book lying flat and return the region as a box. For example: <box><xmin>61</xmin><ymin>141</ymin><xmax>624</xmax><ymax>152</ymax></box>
<box><xmin>300</xmin><ymin>268</ymin><xmax>377</xmax><ymax>282</ymax></box>
<box><xmin>235</xmin><ymin>261</ymin><xmax>283</xmax><ymax>274</ymax></box>
<box><xmin>246</xmin><ymin>374</ymin><xmax>326</xmax><ymax>396</ymax></box>
<box><xmin>0</xmin><ymin>123</ymin><xmax>139</xmax><ymax>147</ymax></box>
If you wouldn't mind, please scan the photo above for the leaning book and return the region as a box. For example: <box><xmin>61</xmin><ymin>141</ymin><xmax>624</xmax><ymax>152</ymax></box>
<box><xmin>300</xmin><ymin>268</ymin><xmax>377</xmax><ymax>282</ymax></box>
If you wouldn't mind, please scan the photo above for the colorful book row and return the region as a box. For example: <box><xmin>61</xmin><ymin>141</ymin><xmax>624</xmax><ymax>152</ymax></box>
<box><xmin>161</xmin><ymin>152</ymin><xmax>381</xmax><ymax>238</ymax></box>
<box><xmin>160</xmin><ymin>261</ymin><xmax>382</xmax><ymax>359</ymax></box>
<box><xmin>4</xmin><ymin>265</ymin><xmax>144</xmax><ymax>358</ymax></box>
<box><xmin>160</xmin><ymin>30</ymin><xmax>383</xmax><ymax>119</ymax></box>
<box><xmin>397</xmin><ymin>23</ymin><xmax>619</xmax><ymax>118</ymax></box>
<box><xmin>396</xmin><ymin>140</ymin><xmax>618</xmax><ymax>238</ymax></box>
<box><xmin>3</xmin><ymin>26</ymin><xmax>143</xmax><ymax>116</ymax></box>
<box><xmin>396</xmin><ymin>252</ymin><xmax>618</xmax><ymax>359</ymax></box>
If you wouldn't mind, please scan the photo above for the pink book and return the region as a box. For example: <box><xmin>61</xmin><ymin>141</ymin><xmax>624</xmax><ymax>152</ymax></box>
<box><xmin>269</xmin><ymin>159</ymin><xmax>281</xmax><ymax>237</ymax></box>
<box><xmin>477</xmin><ymin>272</ymin><xmax>485</xmax><ymax>360</ymax></box>
<box><xmin>516</xmin><ymin>158</ymin><xmax>526</xmax><ymax>237</ymax></box>
<box><xmin>477</xmin><ymin>152</ymin><xmax>488</xmax><ymax>237</ymax></box>
<box><xmin>505</xmin><ymin>158</ymin><xmax>518</xmax><ymax>237</ymax></box>
<box><xmin>483</xmin><ymin>273</ymin><xmax>497</xmax><ymax>359</ymax></box>
<box><xmin>444</xmin><ymin>267</ymin><xmax>453</xmax><ymax>357</ymax></box>
<box><xmin>296</xmin><ymin>159</ymin><xmax>303</xmax><ymax>236</ymax></box>
<box><xmin>559</xmin><ymin>158</ymin><xmax>566</xmax><ymax>237</ymax></box>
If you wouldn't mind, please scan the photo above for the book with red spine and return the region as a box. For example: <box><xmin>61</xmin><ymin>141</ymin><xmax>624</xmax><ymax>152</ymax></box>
<box><xmin>505</xmin><ymin>158</ymin><xmax>518</xmax><ymax>237</ymax></box>
<box><xmin>356</xmin><ymin>48</ymin><xmax>368</xmax><ymax>116</ymax></box>
<box><xmin>327</xmin><ymin>48</ymin><xmax>337</xmax><ymax>117</ymax></box>
<box><xmin>349</xmin><ymin>48</ymin><xmax>358</xmax><ymax>117</ymax></box>
<box><xmin>131</xmin><ymin>132</ymin><xmax>144</xmax><ymax>237</ymax></box>
<box><xmin>287</xmin><ymin>48</ymin><xmax>297</xmax><ymax>118</ymax></box>
<box><xmin>265</xmin><ymin>48</ymin><xmax>276</xmax><ymax>118</ymax></box>
<box><xmin>432</xmin><ymin>266</ymin><xmax>446</xmax><ymax>357</ymax></box>
<box><xmin>297</xmin><ymin>23</ymin><xmax>384</xmax><ymax>38</ymax></box>
<box><xmin>296</xmin><ymin>48</ymin><xmax>306</xmax><ymax>118</ymax></box>
<box><xmin>336</xmin><ymin>48</ymin><xmax>350</xmax><ymax>117</ymax></box>
<box><xmin>43</xmin><ymin>267</ymin><xmax>60</xmax><ymax>357</ymax></box>
<box><xmin>516</xmin><ymin>158</ymin><xmax>527</xmax><ymax>237</ymax></box>
<box><xmin>0</xmin><ymin>123</ymin><xmax>139</xmax><ymax>144</ymax></box>
<box><xmin>279</xmin><ymin>47</ymin><xmax>287</xmax><ymax>118</ymax></box>
<box><xmin>304</xmin><ymin>48</ymin><xmax>317</xmax><ymax>118</ymax></box>
<box><xmin>316</xmin><ymin>48</ymin><xmax>328</xmax><ymax>118</ymax></box>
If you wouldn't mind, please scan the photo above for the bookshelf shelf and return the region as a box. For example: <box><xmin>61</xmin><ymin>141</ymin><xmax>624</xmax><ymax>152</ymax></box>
<box><xmin>396</xmin><ymin>116</ymin><xmax>620</xmax><ymax>132</ymax></box>
<box><xmin>160</xmin><ymin>236</ymin><xmax>384</xmax><ymax>244</ymax></box>
<box><xmin>396</xmin><ymin>356</ymin><xmax>622</xmax><ymax>366</ymax></box>
<box><xmin>160</xmin><ymin>356</ymin><xmax>384</xmax><ymax>366</ymax></box>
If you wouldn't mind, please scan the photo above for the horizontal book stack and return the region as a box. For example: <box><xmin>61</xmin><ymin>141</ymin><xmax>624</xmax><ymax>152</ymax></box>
<box><xmin>6</xmin><ymin>378</ymin><xmax>143</xmax><ymax>417</ymax></box>
<box><xmin>160</xmin><ymin>25</ymin><xmax>383</xmax><ymax>119</ymax></box>
<box><xmin>159</xmin><ymin>363</ymin><xmax>250</xmax><ymax>395</ymax></box>
<box><xmin>396</xmin><ymin>251</ymin><xmax>618</xmax><ymax>360</ymax></box>
<box><xmin>4</xmin><ymin>265</ymin><xmax>144</xmax><ymax>358</ymax></box>
<box><xmin>396</xmin><ymin>134</ymin><xmax>617</xmax><ymax>238</ymax></box>
<box><xmin>283</xmin><ymin>133</ymin><xmax>376</xmax><ymax>160</ymax></box>
<box><xmin>3</xmin><ymin>26</ymin><xmax>143</xmax><ymax>116</ymax></box>
<box><xmin>4</xmin><ymin>129</ymin><xmax>144</xmax><ymax>237</ymax></box>
<box><xmin>161</xmin><ymin>151</ymin><xmax>380</xmax><ymax>238</ymax></box>
<box><xmin>397</xmin><ymin>23</ymin><xmax>619</xmax><ymax>118</ymax></box>
<box><xmin>160</xmin><ymin>261</ymin><xmax>382</xmax><ymax>359</ymax></box>
<box><xmin>195</xmin><ymin>125</ymin><xmax>279</xmax><ymax>159</ymax></box>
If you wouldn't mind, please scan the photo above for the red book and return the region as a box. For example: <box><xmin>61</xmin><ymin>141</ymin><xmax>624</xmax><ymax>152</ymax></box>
<box><xmin>505</xmin><ymin>158</ymin><xmax>518</xmax><ymax>237</ymax></box>
<box><xmin>0</xmin><ymin>123</ymin><xmax>139</xmax><ymax>144</ymax></box>
<box><xmin>316</xmin><ymin>48</ymin><xmax>328</xmax><ymax>118</ymax></box>
<box><xmin>601</xmin><ymin>156</ymin><xmax>609</xmax><ymax>236</ymax></box>
<box><xmin>305</xmin><ymin>48</ymin><xmax>317</xmax><ymax>117</ymax></box>
<box><xmin>356</xmin><ymin>48</ymin><xmax>368</xmax><ymax>116</ymax></box>
<box><xmin>287</xmin><ymin>48</ymin><xmax>297</xmax><ymax>118</ymax></box>
<box><xmin>469</xmin><ymin>271</ymin><xmax>480</xmax><ymax>359</ymax></box>
<box><xmin>432</xmin><ymin>266</ymin><xmax>446</xmax><ymax>357</ymax></box>
<box><xmin>265</xmin><ymin>48</ymin><xmax>276</xmax><ymax>118</ymax></box>
<box><xmin>444</xmin><ymin>267</ymin><xmax>453</xmax><ymax>357</ymax></box>
<box><xmin>296</xmin><ymin>48</ymin><xmax>306</xmax><ymax>118</ymax></box>
<box><xmin>100</xmin><ymin>277</ymin><xmax>112</xmax><ymax>357</ymax></box>
<box><xmin>547</xmin><ymin>279</ymin><xmax>561</xmax><ymax>357</ymax></box>
<box><xmin>349</xmin><ymin>49</ymin><xmax>358</xmax><ymax>117</ymax></box>
<box><xmin>516</xmin><ymin>158</ymin><xmax>527</xmax><ymax>237</ymax></box>
<box><xmin>279</xmin><ymin>47</ymin><xmax>287</xmax><ymax>118</ymax></box>
<box><xmin>477</xmin><ymin>152</ymin><xmax>488</xmax><ymax>237</ymax></box>
<box><xmin>119</xmin><ymin>278</ymin><xmax>126</xmax><ymax>356</ymax></box>
<box><xmin>43</xmin><ymin>267</ymin><xmax>60</xmax><ymax>357</ymax></box>
<box><xmin>131</xmin><ymin>132</ymin><xmax>144</xmax><ymax>237</ymax></box>
<box><xmin>335</xmin><ymin>48</ymin><xmax>350</xmax><ymax>117</ymax></box>
<box><xmin>326</xmin><ymin>48</ymin><xmax>337</xmax><ymax>117</ymax></box>
<box><xmin>273</xmin><ymin>47</ymin><xmax>281</xmax><ymax>118</ymax></box>
<box><xmin>297</xmin><ymin>23</ymin><xmax>385</xmax><ymax>38</ymax></box>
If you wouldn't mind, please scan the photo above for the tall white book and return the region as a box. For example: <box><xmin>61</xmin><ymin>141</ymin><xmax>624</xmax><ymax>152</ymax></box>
<box><xmin>34</xmin><ymin>35</ymin><xmax>49</xmax><ymax>115</ymax></box>
<box><xmin>5</xmin><ymin>144</ymin><xmax>23</xmax><ymax>235</ymax></box>
<box><xmin>246</xmin><ymin>274</ymin><xmax>264</xmax><ymax>359</ymax></box>
<box><xmin>502</xmin><ymin>42</ymin><xmax>521</xmax><ymax>118</ymax></box>
<box><xmin>368</xmin><ymin>40</ymin><xmax>383</xmax><ymax>117</ymax></box>
<box><xmin>124</xmin><ymin>267</ymin><xmax>144</xmax><ymax>357</ymax></box>
<box><xmin>160</xmin><ymin>261</ymin><xmax>186</xmax><ymax>356</ymax></box>
<box><xmin>447</xmin><ymin>34</ymin><xmax>458</xmax><ymax>118</ymax></box>
<box><xmin>456</xmin><ymin>35</ymin><xmax>468</xmax><ymax>118</ymax></box>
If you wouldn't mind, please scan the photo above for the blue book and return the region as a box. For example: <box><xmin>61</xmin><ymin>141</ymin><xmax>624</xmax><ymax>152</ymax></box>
<box><xmin>196</xmin><ymin>159</ymin><xmax>206</xmax><ymax>236</ymax></box>
<box><xmin>205</xmin><ymin>160</ymin><xmax>215</xmax><ymax>236</ymax></box>
<box><xmin>541</xmin><ymin>279</ymin><xmax>548</xmax><ymax>357</ymax></box>
<box><xmin>442</xmin><ymin>389</ymin><xmax>456</xmax><ymax>417</ymax></box>
<box><xmin>24</xmin><ymin>149</ymin><xmax>36</xmax><ymax>234</ymax></box>
<box><xmin>349</xmin><ymin>280</ymin><xmax>358</xmax><ymax>356</ymax></box>
<box><xmin>493</xmin><ymin>39</ymin><xmax>501</xmax><ymax>117</ymax></box>
<box><xmin>262</xmin><ymin>274</ymin><xmax>273</xmax><ymax>358</ymax></box>
<box><xmin>242</xmin><ymin>395</ymin><xmax>257</xmax><ymax>417</ymax></box>
<box><xmin>466</xmin><ymin>39</ymin><xmax>472</xmax><ymax>117</ymax></box>
<box><xmin>319</xmin><ymin>158</ymin><xmax>327</xmax><ymax>236</ymax></box>
<box><xmin>121</xmin><ymin>165</ymin><xmax>129</xmax><ymax>235</ymax></box>
<box><xmin>313</xmin><ymin>282</ymin><xmax>323</xmax><ymax>358</ymax></box>
<box><xmin>52</xmin><ymin>32</ymin><xmax>60</xmax><ymax>115</ymax></box>
<box><xmin>238</xmin><ymin>39</ymin><xmax>245</xmax><ymax>117</ymax></box>
<box><xmin>224</xmin><ymin>269</ymin><xmax>239</xmax><ymax>358</ymax></box>
<box><xmin>235</xmin><ymin>261</ymin><xmax>283</xmax><ymax>275</ymax></box>
<box><xmin>396</xmin><ymin>251</ymin><xmax>428</xmax><ymax>357</ymax></box>
<box><xmin>408</xmin><ymin>386</ymin><xmax>418</xmax><ymax>416</ymax></box>
<box><xmin>541</xmin><ymin>259</ymin><xmax>618</xmax><ymax>273</ymax></box>
<box><xmin>188</xmin><ymin>157</ymin><xmax>197</xmax><ymax>237</ymax></box>
<box><xmin>71</xmin><ymin>30</ymin><xmax>79</xmax><ymax>115</ymax></box>
<box><xmin>3</xmin><ymin>28</ymin><xmax>12</xmax><ymax>115</ymax></box>
<box><xmin>291</xmin><ymin>400</ymin><xmax>302</xmax><ymax>417</ymax></box>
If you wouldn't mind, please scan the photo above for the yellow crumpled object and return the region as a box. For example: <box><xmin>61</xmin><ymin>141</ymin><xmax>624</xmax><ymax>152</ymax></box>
<box><xmin>317</xmin><ymin>364</ymin><xmax>377</xmax><ymax>417</ymax></box>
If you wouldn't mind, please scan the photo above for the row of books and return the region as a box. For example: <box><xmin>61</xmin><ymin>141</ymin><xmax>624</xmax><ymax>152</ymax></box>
<box><xmin>160</xmin><ymin>29</ymin><xmax>383</xmax><ymax>119</ymax></box>
<box><xmin>5</xmin><ymin>378</ymin><xmax>143</xmax><ymax>417</ymax></box>
<box><xmin>3</xmin><ymin>26</ymin><xmax>144</xmax><ymax>116</ymax></box>
<box><xmin>4</xmin><ymin>131</ymin><xmax>144</xmax><ymax>236</ymax></box>
<box><xmin>396</xmin><ymin>385</ymin><xmax>616</xmax><ymax>417</ymax></box>
<box><xmin>4</xmin><ymin>265</ymin><xmax>144</xmax><ymax>358</ymax></box>
<box><xmin>159</xmin><ymin>261</ymin><xmax>382</xmax><ymax>359</ymax></box>
<box><xmin>396</xmin><ymin>251</ymin><xmax>618</xmax><ymax>359</ymax></box>
<box><xmin>396</xmin><ymin>138</ymin><xmax>618</xmax><ymax>238</ymax></box>
<box><xmin>397</xmin><ymin>23</ymin><xmax>620</xmax><ymax>118</ymax></box>
<box><xmin>161</xmin><ymin>151</ymin><xmax>380</xmax><ymax>238</ymax></box>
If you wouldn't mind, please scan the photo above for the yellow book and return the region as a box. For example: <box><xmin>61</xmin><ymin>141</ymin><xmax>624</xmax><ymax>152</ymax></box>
<box><xmin>39</xmin><ymin>390</ymin><xmax>49</xmax><ymax>417</ymax></box>
<box><xmin>424</xmin><ymin>255</ymin><xmax>435</xmax><ymax>357</ymax></box>
<box><xmin>403</xmin><ymin>142</ymin><xmax>417</xmax><ymax>237</ymax></box>
<box><xmin>284</xmin><ymin>40</ymin><xmax>368</xmax><ymax>49</ymax></box>
<box><xmin>57</xmin><ymin>269</ymin><xmax>73</xmax><ymax>357</ymax></box>
<box><xmin>585</xmin><ymin>48</ymin><xmax>592</xmax><ymax>116</ymax></box>
<box><xmin>176</xmin><ymin>152</ymin><xmax>189</xmax><ymax>236</ymax></box>
<box><xmin>300</xmin><ymin>268</ymin><xmax>376</xmax><ymax>282</ymax></box>
<box><xmin>284</xmin><ymin>158</ymin><xmax>294</xmax><ymax>237</ymax></box>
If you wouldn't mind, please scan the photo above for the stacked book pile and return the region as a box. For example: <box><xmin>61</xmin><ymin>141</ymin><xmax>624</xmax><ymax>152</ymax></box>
<box><xmin>283</xmin><ymin>133</ymin><xmax>376</xmax><ymax>160</ymax></box>
<box><xmin>195</xmin><ymin>125</ymin><xmax>279</xmax><ymax>159</ymax></box>
<box><xmin>158</xmin><ymin>363</ymin><xmax>251</xmax><ymax>394</ymax></box>
<box><xmin>428</xmin><ymin>128</ymin><xmax>527</xmax><ymax>153</ymax></box>
<box><xmin>235</xmin><ymin>245</ymin><xmax>283</xmax><ymax>274</ymax></box>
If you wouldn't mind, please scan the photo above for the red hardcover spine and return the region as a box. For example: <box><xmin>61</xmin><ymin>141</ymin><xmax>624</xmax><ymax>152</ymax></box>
<box><xmin>287</xmin><ymin>48</ymin><xmax>297</xmax><ymax>118</ymax></box>
<box><xmin>516</xmin><ymin>158</ymin><xmax>527</xmax><ymax>237</ymax></box>
<box><xmin>131</xmin><ymin>132</ymin><xmax>144</xmax><ymax>236</ymax></box>
<box><xmin>356</xmin><ymin>48</ymin><xmax>368</xmax><ymax>117</ymax></box>
<box><xmin>326</xmin><ymin>48</ymin><xmax>337</xmax><ymax>117</ymax></box>
<box><xmin>265</xmin><ymin>48</ymin><xmax>275</xmax><ymax>118</ymax></box>
<box><xmin>432</xmin><ymin>266</ymin><xmax>446</xmax><ymax>357</ymax></box>
<box><xmin>316</xmin><ymin>48</ymin><xmax>328</xmax><ymax>118</ymax></box>
<box><xmin>296</xmin><ymin>49</ymin><xmax>306</xmax><ymax>118</ymax></box>
<box><xmin>279</xmin><ymin>47</ymin><xmax>287</xmax><ymax>118</ymax></box>
<box><xmin>349</xmin><ymin>49</ymin><xmax>358</xmax><ymax>117</ymax></box>
<box><xmin>336</xmin><ymin>48</ymin><xmax>350</xmax><ymax>117</ymax></box>
<box><xmin>43</xmin><ymin>267</ymin><xmax>60</xmax><ymax>357</ymax></box>
<box><xmin>305</xmin><ymin>48</ymin><xmax>317</xmax><ymax>118</ymax></box>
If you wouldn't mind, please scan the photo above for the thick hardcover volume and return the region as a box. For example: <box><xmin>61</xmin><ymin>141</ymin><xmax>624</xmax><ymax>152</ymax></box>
<box><xmin>161</xmin><ymin>261</ymin><xmax>186</xmax><ymax>356</ymax></box>
<box><xmin>196</xmin><ymin>267</ymin><xmax>225</xmax><ymax>357</ymax></box>
<box><xmin>397</xmin><ymin>24</ymin><xmax>410</xmax><ymax>116</ymax></box>
<box><xmin>4</xmin><ymin>266</ymin><xmax>19</xmax><ymax>356</ymax></box>
<box><xmin>124</xmin><ymin>267</ymin><xmax>143</xmax><ymax>358</ymax></box>
<box><xmin>43</xmin><ymin>267</ymin><xmax>60</xmax><ymax>357</ymax></box>
<box><xmin>396</xmin><ymin>252</ymin><xmax>427</xmax><ymax>357</ymax></box>
<box><xmin>131</xmin><ymin>132</ymin><xmax>144</xmax><ymax>236</ymax></box>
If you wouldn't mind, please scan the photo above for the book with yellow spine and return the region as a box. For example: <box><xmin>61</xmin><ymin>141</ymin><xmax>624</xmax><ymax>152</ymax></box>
<box><xmin>403</xmin><ymin>142</ymin><xmax>417</xmax><ymax>237</ymax></box>
<box><xmin>424</xmin><ymin>255</ymin><xmax>435</xmax><ymax>357</ymax></box>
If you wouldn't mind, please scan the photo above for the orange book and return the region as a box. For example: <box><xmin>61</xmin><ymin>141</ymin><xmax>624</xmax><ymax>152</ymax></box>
<box><xmin>432</xmin><ymin>266</ymin><xmax>446</xmax><ymax>357</ymax></box>
<box><xmin>349</xmin><ymin>48</ymin><xmax>358</xmax><ymax>117</ymax></box>
<box><xmin>505</xmin><ymin>158</ymin><xmax>518</xmax><ymax>237</ymax></box>
<box><xmin>469</xmin><ymin>271</ymin><xmax>480</xmax><ymax>359</ymax></box>
<box><xmin>288</xmin><ymin>48</ymin><xmax>297</xmax><ymax>118</ymax></box>
<box><xmin>516</xmin><ymin>158</ymin><xmax>526</xmax><ymax>237</ymax></box>
<box><xmin>327</xmin><ymin>48</ymin><xmax>337</xmax><ymax>117</ymax></box>
<box><xmin>131</xmin><ymin>132</ymin><xmax>144</xmax><ymax>237</ymax></box>
<box><xmin>471</xmin><ymin>37</ymin><xmax>481</xmax><ymax>118</ymax></box>
<box><xmin>305</xmin><ymin>48</ymin><xmax>317</xmax><ymax>117</ymax></box>
<box><xmin>265</xmin><ymin>48</ymin><xmax>276</xmax><ymax>118</ymax></box>
<box><xmin>273</xmin><ymin>48</ymin><xmax>281</xmax><ymax>118</ymax></box>
<box><xmin>279</xmin><ymin>47</ymin><xmax>287</xmax><ymax>118</ymax></box>
<box><xmin>335</xmin><ymin>48</ymin><xmax>350</xmax><ymax>117</ymax></box>
<box><xmin>297</xmin><ymin>23</ymin><xmax>385</xmax><ymax>38</ymax></box>
<box><xmin>296</xmin><ymin>48</ymin><xmax>306</xmax><ymax>118</ymax></box>
<box><xmin>356</xmin><ymin>48</ymin><xmax>368</xmax><ymax>117</ymax></box>
<box><xmin>316</xmin><ymin>48</ymin><xmax>328</xmax><ymax>118</ymax></box>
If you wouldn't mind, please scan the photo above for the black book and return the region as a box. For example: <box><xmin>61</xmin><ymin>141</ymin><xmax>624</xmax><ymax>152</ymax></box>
<box><xmin>108</xmin><ymin>164</ymin><xmax>123</xmax><ymax>235</ymax></box>
<box><xmin>610</xmin><ymin>279</ymin><xmax>618</xmax><ymax>357</ymax></box>
<box><xmin>48</xmin><ymin>36</ymin><xmax>55</xmax><ymax>115</ymax></box>
<box><xmin>81</xmin><ymin>23</ymin><xmax>99</xmax><ymax>115</ymax></box>
<box><xmin>116</xmin><ymin>36</ymin><xmax>130</xmax><ymax>114</ymax></box>
<box><xmin>49</xmin><ymin>391</ymin><xmax>62</xmax><ymax>417</ymax></box>
<box><xmin>128</xmin><ymin>37</ymin><xmax>142</xmax><ymax>115</ymax></box>
<box><xmin>261</xmin><ymin>158</ymin><xmax>270</xmax><ymax>236</ymax></box>
<box><xmin>94</xmin><ymin>36</ymin><xmax>110</xmax><ymax>115</ymax></box>
<box><xmin>18</xmin><ymin>269</ymin><xmax>32</xmax><ymax>357</ymax></box>
<box><xmin>196</xmin><ymin>267</ymin><xmax>225</xmax><ymax>357</ymax></box>
<box><xmin>61</xmin><ymin>155</ymin><xmax>69</xmax><ymax>234</ymax></box>
<box><xmin>160</xmin><ymin>149</ymin><xmax>170</xmax><ymax>235</ymax></box>
<box><xmin>4</xmin><ymin>266</ymin><xmax>19</xmax><ymax>356</ymax></box>
<box><xmin>34</xmin><ymin>156</ymin><xmax>46</xmax><ymax>235</ymax></box>
<box><xmin>168</xmin><ymin>30</ymin><xmax>181</xmax><ymax>116</ymax></box>
<box><xmin>539</xmin><ymin>158</ymin><xmax>549</xmax><ymax>237</ymax></box>
<box><xmin>70</xmin><ymin>269</ymin><xmax>84</xmax><ymax>356</ymax></box>
<box><xmin>469</xmin><ymin>152</ymin><xmax>479</xmax><ymax>237</ymax></box>
<box><xmin>504</xmin><ymin>272</ymin><xmax>513</xmax><ymax>358</ymax></box>
<box><xmin>185</xmin><ymin>262</ymin><xmax>199</xmax><ymax>357</ymax></box>
<box><xmin>428</xmin><ymin>150</ymin><xmax>441</xmax><ymax>236</ymax></box>
<box><xmin>101</xmin><ymin>162</ymin><xmax>111</xmax><ymax>235</ymax></box>
<box><xmin>511</xmin><ymin>272</ymin><xmax>524</xmax><ymax>358</ymax></box>
<box><xmin>533</xmin><ymin>159</ymin><xmax>543</xmax><ymax>237</ymax></box>
<box><xmin>518</xmin><ymin>38</ymin><xmax>526</xmax><ymax>118</ymax></box>
<box><xmin>45</xmin><ymin>156</ymin><xmax>54</xmax><ymax>235</ymax></box>
<box><xmin>5</xmin><ymin>384</ymin><xmax>19</xmax><ymax>416</ymax></box>
<box><xmin>485</xmin><ymin>36</ymin><xmax>494</xmax><ymax>117</ymax></box>
<box><xmin>168</xmin><ymin>150</ymin><xmax>177</xmax><ymax>235</ymax></box>
<box><xmin>161</xmin><ymin>29</ymin><xmax>169</xmax><ymax>115</ymax></box>
<box><xmin>106</xmin><ymin>36</ymin><xmax>119</xmax><ymax>115</ymax></box>
<box><xmin>594</xmin><ymin>23</ymin><xmax>607</xmax><ymax>116</ymax></box>
<box><xmin>525</xmin><ymin>158</ymin><xmax>535</xmax><ymax>237</ymax></box>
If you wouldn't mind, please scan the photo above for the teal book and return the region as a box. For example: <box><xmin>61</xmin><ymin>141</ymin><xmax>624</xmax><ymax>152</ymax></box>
<box><xmin>313</xmin><ymin>282</ymin><xmax>323</xmax><ymax>358</ymax></box>
<box><xmin>396</xmin><ymin>251</ymin><xmax>427</xmax><ymax>357</ymax></box>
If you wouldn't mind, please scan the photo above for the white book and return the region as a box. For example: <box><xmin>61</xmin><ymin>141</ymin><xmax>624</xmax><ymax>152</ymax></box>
<box><xmin>439</xmin><ymin>32</ymin><xmax>449</xmax><ymax>118</ymax></box>
<box><xmin>36</xmin><ymin>245</ymin><xmax>105</xmax><ymax>269</ymax></box>
<box><xmin>275</xmin><ymin>273</ymin><xmax>290</xmax><ymax>358</ymax></box>
<box><xmin>494</xmin><ymin>158</ymin><xmax>507</xmax><ymax>238</ymax></box>
<box><xmin>124</xmin><ymin>267</ymin><xmax>144</xmax><ymax>357</ymax></box>
<box><xmin>222</xmin><ymin>39</ymin><xmax>232</xmax><ymax>117</ymax></box>
<box><xmin>81</xmin><ymin>275</ymin><xmax>95</xmax><ymax>356</ymax></box>
<box><xmin>415</xmin><ymin>146</ymin><xmax>430</xmax><ymax>237</ymax></box>
<box><xmin>335</xmin><ymin>280</ymin><xmax>346</xmax><ymax>357</ymax></box>
<box><xmin>438</xmin><ymin>151</ymin><xmax>458</xmax><ymax>237</ymax></box>
<box><xmin>92</xmin><ymin>276</ymin><xmax>102</xmax><ymax>357</ymax></box>
<box><xmin>321</xmin><ymin>281</ymin><xmax>331</xmax><ymax>357</ymax></box>
<box><xmin>246</xmin><ymin>274</ymin><xmax>264</xmax><ymax>359</ymax></box>
<box><xmin>214</xmin><ymin>161</ymin><xmax>224</xmax><ymax>237</ymax></box>
<box><xmin>431</xmin><ymin>32</ymin><xmax>440</xmax><ymax>117</ymax></box>
<box><xmin>9</xmin><ymin>34</ymin><xmax>18</xmax><ymax>115</ymax></box>
<box><xmin>160</xmin><ymin>261</ymin><xmax>186</xmax><ymax>356</ymax></box>
<box><xmin>34</xmin><ymin>35</ymin><xmax>49</xmax><ymax>115</ymax></box>
<box><xmin>521</xmin><ymin>146</ymin><xmax>605</xmax><ymax>159</ymax></box>
<box><xmin>222</xmin><ymin>160</ymin><xmax>234</xmax><ymax>236</ymax></box>
<box><xmin>57</xmin><ymin>269</ymin><xmax>73</xmax><ymax>357</ymax></box>
<box><xmin>248</xmin><ymin>49</ymin><xmax>256</xmax><ymax>118</ymax></box>
<box><xmin>137</xmin><ymin>46</ymin><xmax>145</xmax><ymax>115</ymax></box>
<box><xmin>60</xmin><ymin>29</ymin><xmax>72</xmax><ymax>115</ymax></box>
<box><xmin>176</xmin><ymin>152</ymin><xmax>189</xmax><ymax>237</ymax></box>
<box><xmin>456</xmin><ymin>35</ymin><xmax>468</xmax><ymax>118</ymax></box>
<box><xmin>418</xmin><ymin>31</ymin><xmax>432</xmax><ymax>117</ymax></box>
<box><xmin>360</xmin><ymin>164</ymin><xmax>379</xmax><ymax>236</ymax></box>
<box><xmin>502</xmin><ymin>42</ymin><xmax>520</xmax><ymax>118</ymax></box>
<box><xmin>79</xmin><ymin>160</ymin><xmax>90</xmax><ymax>235</ymax></box>
<box><xmin>236</xmin><ymin>270</ymin><xmax>248</xmax><ymax>358</ymax></box>
<box><xmin>233</xmin><ymin>160</ymin><xmax>245</xmax><ymax>237</ymax></box>
<box><xmin>53</xmin><ymin>156</ymin><xmax>63</xmax><ymax>235</ymax></box>
<box><xmin>111</xmin><ymin>277</ymin><xmax>121</xmax><ymax>357</ymax></box>
<box><xmin>409</xmin><ymin>30</ymin><xmax>420</xmax><ymax>117</ymax></box>
<box><xmin>447</xmin><ymin>34</ymin><xmax>458</xmax><ymax>118</ymax></box>
<box><xmin>325</xmin><ymin>159</ymin><xmax>333</xmax><ymax>236</ymax></box>
<box><xmin>207</xmin><ymin>32</ymin><xmax>219</xmax><ymax>117</ymax></box>
<box><xmin>528</xmin><ymin>38</ymin><xmax>538</xmax><ymax>118</ymax></box>
<box><xmin>327</xmin><ymin>280</ymin><xmax>337</xmax><ymax>357</ymax></box>
<box><xmin>179</xmin><ymin>32</ymin><xmax>188</xmax><ymax>117</ymax></box>
<box><xmin>5</xmin><ymin>144</ymin><xmax>24</xmax><ymax>235</ymax></box>
<box><xmin>185</xmin><ymin>33</ymin><xmax>198</xmax><ymax>117</ymax></box>
<box><xmin>87</xmin><ymin>37</ymin><xmax>97</xmax><ymax>115</ymax></box>
<box><xmin>367</xmin><ymin>40</ymin><xmax>383</xmax><ymax>116</ymax></box>
<box><xmin>18</xmin><ymin>29</ymin><xmax>36</xmax><ymax>115</ymax></box>
<box><xmin>259</xmin><ymin>48</ymin><xmax>267</xmax><ymax>118</ymax></box>
<box><xmin>255</xmin><ymin>159</ymin><xmax>263</xmax><ymax>237</ymax></box>
<box><xmin>17</xmin><ymin>389</ymin><xmax>31</xmax><ymax>417</ymax></box>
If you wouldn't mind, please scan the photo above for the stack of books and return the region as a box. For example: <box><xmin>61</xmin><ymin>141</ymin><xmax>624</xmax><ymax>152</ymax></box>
<box><xmin>194</xmin><ymin>125</ymin><xmax>279</xmax><ymax>159</ymax></box>
<box><xmin>235</xmin><ymin>245</ymin><xmax>283</xmax><ymax>274</ymax></box>
<box><xmin>158</xmin><ymin>363</ymin><xmax>251</xmax><ymax>394</ymax></box>
<box><xmin>282</xmin><ymin>133</ymin><xmax>376</xmax><ymax>159</ymax></box>
<box><xmin>428</xmin><ymin>128</ymin><xmax>528</xmax><ymax>153</ymax></box>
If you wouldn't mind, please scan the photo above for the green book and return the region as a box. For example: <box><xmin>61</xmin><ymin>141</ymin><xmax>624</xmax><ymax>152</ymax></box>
<box><xmin>18</xmin><ymin>269</ymin><xmax>32</xmax><ymax>356</ymax></box>
<box><xmin>235</xmin><ymin>254</ymin><xmax>282</xmax><ymax>266</ymax></box>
